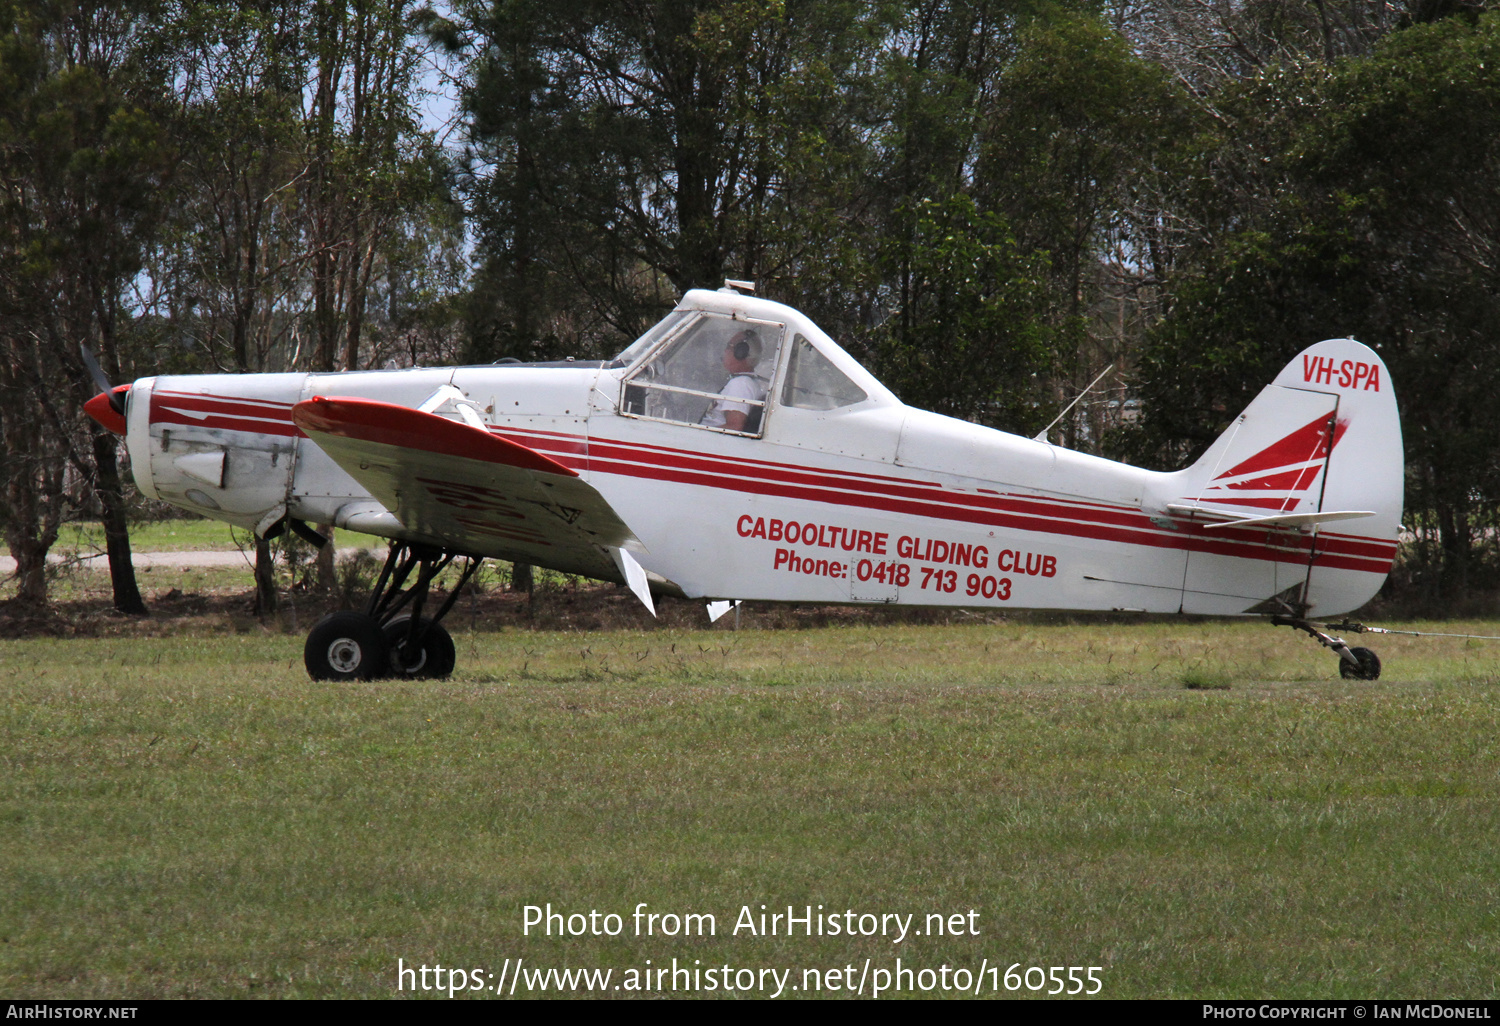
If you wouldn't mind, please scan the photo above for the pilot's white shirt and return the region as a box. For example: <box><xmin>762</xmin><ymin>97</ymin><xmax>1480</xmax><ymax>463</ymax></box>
<box><xmin>700</xmin><ymin>373</ymin><xmax>764</xmax><ymax>428</ymax></box>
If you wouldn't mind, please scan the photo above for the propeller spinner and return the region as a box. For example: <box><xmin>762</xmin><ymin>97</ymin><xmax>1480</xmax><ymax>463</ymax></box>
<box><xmin>81</xmin><ymin>345</ymin><xmax>129</xmax><ymax>435</ymax></box>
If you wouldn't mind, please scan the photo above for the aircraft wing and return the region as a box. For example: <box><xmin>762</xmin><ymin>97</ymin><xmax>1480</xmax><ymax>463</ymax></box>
<box><xmin>291</xmin><ymin>396</ymin><xmax>651</xmax><ymax>598</ymax></box>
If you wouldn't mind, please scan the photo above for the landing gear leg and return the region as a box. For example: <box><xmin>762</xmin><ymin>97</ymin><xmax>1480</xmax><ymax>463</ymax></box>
<box><xmin>1272</xmin><ymin>616</ymin><xmax>1381</xmax><ymax>681</ymax></box>
<box><xmin>304</xmin><ymin>542</ymin><xmax>481</xmax><ymax>681</ymax></box>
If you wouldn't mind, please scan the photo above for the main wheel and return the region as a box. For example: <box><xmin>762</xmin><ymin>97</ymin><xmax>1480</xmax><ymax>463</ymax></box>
<box><xmin>383</xmin><ymin>615</ymin><xmax>456</xmax><ymax>679</ymax></box>
<box><xmin>1338</xmin><ymin>646</ymin><xmax>1381</xmax><ymax>681</ymax></box>
<box><xmin>306</xmin><ymin>612</ymin><xmax>388</xmax><ymax>681</ymax></box>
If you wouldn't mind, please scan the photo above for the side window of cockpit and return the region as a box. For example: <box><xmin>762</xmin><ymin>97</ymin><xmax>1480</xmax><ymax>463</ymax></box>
<box><xmin>781</xmin><ymin>334</ymin><xmax>868</xmax><ymax>410</ymax></box>
<box><xmin>621</xmin><ymin>315</ymin><xmax>783</xmax><ymax>435</ymax></box>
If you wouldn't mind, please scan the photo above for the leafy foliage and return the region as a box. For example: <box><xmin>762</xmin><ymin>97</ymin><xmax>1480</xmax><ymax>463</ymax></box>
<box><xmin>872</xmin><ymin>193</ymin><xmax>1052</xmax><ymax>429</ymax></box>
<box><xmin>459</xmin><ymin>0</ymin><xmax>885</xmax><ymax>360</ymax></box>
<box><xmin>1137</xmin><ymin>11</ymin><xmax>1500</xmax><ymax>594</ymax></box>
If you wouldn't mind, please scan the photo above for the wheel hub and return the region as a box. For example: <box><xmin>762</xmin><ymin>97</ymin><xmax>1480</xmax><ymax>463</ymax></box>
<box><xmin>392</xmin><ymin>640</ymin><xmax>427</xmax><ymax>674</ymax></box>
<box><xmin>326</xmin><ymin>638</ymin><xmax>364</xmax><ymax>673</ymax></box>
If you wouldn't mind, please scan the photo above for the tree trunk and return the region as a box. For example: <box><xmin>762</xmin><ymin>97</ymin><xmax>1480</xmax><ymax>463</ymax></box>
<box><xmin>254</xmin><ymin>536</ymin><xmax>278</xmax><ymax>615</ymax></box>
<box><xmin>2</xmin><ymin>397</ymin><xmax>65</xmax><ymax>610</ymax></box>
<box><xmin>1438</xmin><ymin>502</ymin><xmax>1471</xmax><ymax>595</ymax></box>
<box><xmin>315</xmin><ymin>523</ymin><xmax>337</xmax><ymax>592</ymax></box>
<box><xmin>511</xmin><ymin>561</ymin><xmax>534</xmax><ymax>592</ymax></box>
<box><xmin>92</xmin><ymin>432</ymin><xmax>146</xmax><ymax>614</ymax></box>
<box><xmin>3</xmin><ymin>498</ymin><xmax>53</xmax><ymax>610</ymax></box>
<box><xmin>511</xmin><ymin>560</ymin><xmax>534</xmax><ymax>618</ymax></box>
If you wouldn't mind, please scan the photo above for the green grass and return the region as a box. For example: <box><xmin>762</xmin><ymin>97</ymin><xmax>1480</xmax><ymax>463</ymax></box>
<box><xmin>8</xmin><ymin>521</ymin><xmax>538</xmax><ymax>604</ymax></box>
<box><xmin>16</xmin><ymin>556</ymin><xmax>504</xmax><ymax>608</ymax></box>
<box><xmin>3</xmin><ymin>620</ymin><xmax>1500</xmax><ymax>998</ymax></box>
<box><xmin>53</xmin><ymin>518</ymin><xmax>386</xmax><ymax>553</ymax></box>
<box><xmin>15</xmin><ymin>564</ymin><xmax>257</xmax><ymax>605</ymax></box>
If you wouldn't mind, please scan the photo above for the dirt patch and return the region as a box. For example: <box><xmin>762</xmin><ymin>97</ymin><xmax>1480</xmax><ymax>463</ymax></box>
<box><xmin>0</xmin><ymin>579</ymin><xmax>1027</xmax><ymax>639</ymax></box>
<box><xmin>0</xmin><ymin>601</ymin><xmax>79</xmax><ymax>638</ymax></box>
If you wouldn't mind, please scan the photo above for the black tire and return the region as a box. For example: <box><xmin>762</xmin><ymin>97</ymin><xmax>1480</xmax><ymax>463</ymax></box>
<box><xmin>1338</xmin><ymin>646</ymin><xmax>1381</xmax><ymax>681</ymax></box>
<box><xmin>383</xmin><ymin>615</ymin><xmax>456</xmax><ymax>679</ymax></box>
<box><xmin>305</xmin><ymin>612</ymin><xmax>388</xmax><ymax>681</ymax></box>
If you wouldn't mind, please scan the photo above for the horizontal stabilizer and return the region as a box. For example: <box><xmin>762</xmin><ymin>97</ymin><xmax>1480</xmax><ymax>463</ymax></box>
<box><xmin>1202</xmin><ymin>510</ymin><xmax>1376</xmax><ymax>531</ymax></box>
<box><xmin>1167</xmin><ymin>503</ymin><xmax>1375</xmax><ymax>531</ymax></box>
<box><xmin>1165</xmin><ymin>503</ymin><xmax>1243</xmax><ymax>523</ymax></box>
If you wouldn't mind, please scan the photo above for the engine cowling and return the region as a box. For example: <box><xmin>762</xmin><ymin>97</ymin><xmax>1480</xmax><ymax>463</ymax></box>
<box><xmin>124</xmin><ymin>375</ymin><xmax>305</xmax><ymax>533</ymax></box>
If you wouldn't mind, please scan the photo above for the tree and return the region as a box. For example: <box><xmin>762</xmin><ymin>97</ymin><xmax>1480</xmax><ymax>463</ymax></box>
<box><xmin>166</xmin><ymin>1</ymin><xmax>309</xmax><ymax>377</ymax></box>
<box><xmin>153</xmin><ymin>1</ymin><xmax>454</xmax><ymax>611</ymax></box>
<box><xmin>161</xmin><ymin>0</ymin><xmax>316</xmax><ymax>614</ymax></box>
<box><xmin>458</xmin><ymin>0</ymin><xmax>883</xmax><ymax>359</ymax></box>
<box><xmin>979</xmin><ymin>10</ymin><xmax>1187</xmax><ymax>448</ymax></box>
<box><xmin>871</xmin><ymin>193</ymin><xmax>1052</xmax><ymax>428</ymax></box>
<box><xmin>304</xmin><ymin>0</ymin><xmax>448</xmax><ymax>375</ymax></box>
<box><xmin>0</xmin><ymin>0</ymin><xmax>172</xmax><ymax>614</ymax></box>
<box><xmin>1118</xmin><ymin>0</ymin><xmax>1419</xmax><ymax>95</ymax></box>
<box><xmin>861</xmin><ymin>0</ymin><xmax>1035</xmax><ymax>413</ymax></box>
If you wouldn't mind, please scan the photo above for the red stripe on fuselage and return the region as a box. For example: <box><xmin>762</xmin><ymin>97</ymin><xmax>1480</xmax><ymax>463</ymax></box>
<box><xmin>151</xmin><ymin>392</ymin><xmax>304</xmax><ymax>438</ymax></box>
<box><xmin>510</xmin><ymin>427</ymin><xmax>1157</xmax><ymax>531</ymax></box>
<box><xmin>509</xmin><ymin>426</ymin><xmax>1394</xmax><ymax>572</ymax></box>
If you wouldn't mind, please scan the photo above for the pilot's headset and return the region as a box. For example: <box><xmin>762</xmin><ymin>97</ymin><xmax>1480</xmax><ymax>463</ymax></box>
<box><xmin>730</xmin><ymin>330</ymin><xmax>762</xmax><ymax>366</ymax></box>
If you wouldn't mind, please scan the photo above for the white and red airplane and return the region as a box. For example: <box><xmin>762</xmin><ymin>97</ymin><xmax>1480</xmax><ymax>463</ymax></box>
<box><xmin>86</xmin><ymin>284</ymin><xmax>1402</xmax><ymax>681</ymax></box>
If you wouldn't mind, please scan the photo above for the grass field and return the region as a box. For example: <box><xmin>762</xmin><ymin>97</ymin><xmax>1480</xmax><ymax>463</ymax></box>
<box><xmin>52</xmin><ymin>518</ymin><xmax>386</xmax><ymax>554</ymax></box>
<box><xmin>3</xmin><ymin>616</ymin><xmax>1499</xmax><ymax>999</ymax></box>
<box><xmin>6</xmin><ymin>521</ymin><xmax>525</xmax><ymax>607</ymax></box>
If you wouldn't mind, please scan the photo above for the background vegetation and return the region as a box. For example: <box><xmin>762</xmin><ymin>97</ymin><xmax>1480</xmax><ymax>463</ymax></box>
<box><xmin>6</xmin><ymin>0</ymin><xmax>1500</xmax><ymax>619</ymax></box>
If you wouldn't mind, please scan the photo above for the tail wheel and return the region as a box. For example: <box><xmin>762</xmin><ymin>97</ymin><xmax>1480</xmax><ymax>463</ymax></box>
<box><xmin>306</xmin><ymin>612</ymin><xmax>388</xmax><ymax>681</ymax></box>
<box><xmin>383</xmin><ymin>615</ymin><xmax>456</xmax><ymax>679</ymax></box>
<box><xmin>1339</xmin><ymin>646</ymin><xmax>1381</xmax><ymax>681</ymax></box>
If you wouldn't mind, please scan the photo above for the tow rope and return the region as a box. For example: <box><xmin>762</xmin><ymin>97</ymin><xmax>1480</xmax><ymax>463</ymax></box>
<box><xmin>1324</xmin><ymin>621</ymin><xmax>1500</xmax><ymax>642</ymax></box>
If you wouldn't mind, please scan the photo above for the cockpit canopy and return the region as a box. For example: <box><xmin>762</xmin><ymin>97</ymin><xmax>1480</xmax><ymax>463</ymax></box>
<box><xmin>615</xmin><ymin>290</ymin><xmax>881</xmax><ymax>437</ymax></box>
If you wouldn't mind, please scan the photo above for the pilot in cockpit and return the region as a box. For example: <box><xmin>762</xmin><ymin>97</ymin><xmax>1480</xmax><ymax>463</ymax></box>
<box><xmin>700</xmin><ymin>329</ymin><xmax>766</xmax><ymax>433</ymax></box>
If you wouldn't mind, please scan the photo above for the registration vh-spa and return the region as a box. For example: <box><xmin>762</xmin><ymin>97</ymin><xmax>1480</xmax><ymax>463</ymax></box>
<box><xmin>86</xmin><ymin>283</ymin><xmax>1402</xmax><ymax>680</ymax></box>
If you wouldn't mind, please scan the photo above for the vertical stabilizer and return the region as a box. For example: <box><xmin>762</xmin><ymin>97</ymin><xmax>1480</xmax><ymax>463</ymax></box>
<box><xmin>1162</xmin><ymin>339</ymin><xmax>1402</xmax><ymax>616</ymax></box>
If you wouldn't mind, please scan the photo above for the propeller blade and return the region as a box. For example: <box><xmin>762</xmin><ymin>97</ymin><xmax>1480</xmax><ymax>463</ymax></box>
<box><xmin>79</xmin><ymin>345</ymin><xmax>127</xmax><ymax>415</ymax></box>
